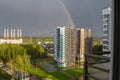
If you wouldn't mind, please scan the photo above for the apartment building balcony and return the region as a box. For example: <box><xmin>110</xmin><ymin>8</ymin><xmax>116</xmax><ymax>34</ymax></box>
<box><xmin>84</xmin><ymin>52</ymin><xmax>110</xmax><ymax>80</ymax></box>
<box><xmin>84</xmin><ymin>0</ymin><xmax>120</xmax><ymax>80</ymax></box>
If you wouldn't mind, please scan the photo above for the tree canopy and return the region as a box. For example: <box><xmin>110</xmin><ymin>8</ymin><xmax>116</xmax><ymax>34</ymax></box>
<box><xmin>0</xmin><ymin>44</ymin><xmax>45</xmax><ymax>64</ymax></box>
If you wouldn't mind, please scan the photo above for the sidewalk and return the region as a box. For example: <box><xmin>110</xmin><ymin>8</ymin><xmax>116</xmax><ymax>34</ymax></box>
<box><xmin>40</xmin><ymin>60</ymin><xmax>57</xmax><ymax>72</ymax></box>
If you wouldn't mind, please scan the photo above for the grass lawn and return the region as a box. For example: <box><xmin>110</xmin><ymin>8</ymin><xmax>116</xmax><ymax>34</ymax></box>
<box><xmin>49</xmin><ymin>72</ymin><xmax>70</xmax><ymax>80</ymax></box>
<box><xmin>29</xmin><ymin>58</ymin><xmax>83</xmax><ymax>80</ymax></box>
<box><xmin>65</xmin><ymin>68</ymin><xmax>84</xmax><ymax>78</ymax></box>
<box><xmin>28</xmin><ymin>68</ymin><xmax>56</xmax><ymax>79</ymax></box>
<box><xmin>28</xmin><ymin>65</ymin><xmax>70</xmax><ymax>80</ymax></box>
<box><xmin>28</xmin><ymin>64</ymin><xmax>83</xmax><ymax>80</ymax></box>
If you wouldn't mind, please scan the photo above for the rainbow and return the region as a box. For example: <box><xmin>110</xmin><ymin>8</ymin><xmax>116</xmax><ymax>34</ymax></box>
<box><xmin>58</xmin><ymin>0</ymin><xmax>76</xmax><ymax>27</ymax></box>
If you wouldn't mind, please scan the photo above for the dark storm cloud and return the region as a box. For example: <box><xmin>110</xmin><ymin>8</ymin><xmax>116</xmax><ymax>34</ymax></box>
<box><xmin>0</xmin><ymin>0</ymin><xmax>71</xmax><ymax>36</ymax></box>
<box><xmin>0</xmin><ymin>0</ymin><xmax>111</xmax><ymax>37</ymax></box>
<box><xmin>62</xmin><ymin>0</ymin><xmax>111</xmax><ymax>37</ymax></box>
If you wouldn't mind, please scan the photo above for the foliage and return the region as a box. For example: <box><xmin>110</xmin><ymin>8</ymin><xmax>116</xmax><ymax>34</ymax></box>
<box><xmin>0</xmin><ymin>44</ymin><xmax>45</xmax><ymax>63</ymax></box>
<box><xmin>92</xmin><ymin>44</ymin><xmax>103</xmax><ymax>52</ymax></box>
<box><xmin>14</xmin><ymin>54</ymin><xmax>31</xmax><ymax>80</ymax></box>
<box><xmin>0</xmin><ymin>44</ymin><xmax>25</xmax><ymax>63</ymax></box>
<box><xmin>92</xmin><ymin>38</ymin><xmax>103</xmax><ymax>52</ymax></box>
<box><xmin>23</xmin><ymin>37</ymin><xmax>53</xmax><ymax>44</ymax></box>
<box><xmin>21</xmin><ymin>44</ymin><xmax>45</xmax><ymax>59</ymax></box>
<box><xmin>0</xmin><ymin>68</ymin><xmax>16</xmax><ymax>80</ymax></box>
<box><xmin>39</xmin><ymin>46</ymin><xmax>45</xmax><ymax>54</ymax></box>
<box><xmin>0</xmin><ymin>44</ymin><xmax>82</xmax><ymax>80</ymax></box>
<box><xmin>92</xmin><ymin>37</ymin><xmax>102</xmax><ymax>46</ymax></box>
<box><xmin>0</xmin><ymin>44</ymin><xmax>45</xmax><ymax>79</ymax></box>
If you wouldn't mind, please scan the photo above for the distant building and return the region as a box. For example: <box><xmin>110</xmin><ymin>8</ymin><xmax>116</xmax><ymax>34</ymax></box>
<box><xmin>102</xmin><ymin>7</ymin><xmax>111</xmax><ymax>52</ymax></box>
<box><xmin>0</xmin><ymin>39</ymin><xmax>22</xmax><ymax>44</ymax></box>
<box><xmin>85</xmin><ymin>29</ymin><xmax>92</xmax><ymax>54</ymax></box>
<box><xmin>54</xmin><ymin>27</ymin><xmax>92</xmax><ymax>67</ymax></box>
<box><xmin>77</xmin><ymin>28</ymin><xmax>92</xmax><ymax>65</ymax></box>
<box><xmin>43</xmin><ymin>42</ymin><xmax>54</xmax><ymax>53</ymax></box>
<box><xmin>0</xmin><ymin>28</ymin><xmax>23</xmax><ymax>44</ymax></box>
<box><xmin>54</xmin><ymin>27</ymin><xmax>77</xmax><ymax>67</ymax></box>
<box><xmin>102</xmin><ymin>7</ymin><xmax>111</xmax><ymax>69</ymax></box>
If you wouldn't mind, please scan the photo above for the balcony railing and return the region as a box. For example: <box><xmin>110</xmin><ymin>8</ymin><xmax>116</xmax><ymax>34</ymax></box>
<box><xmin>84</xmin><ymin>52</ymin><xmax>110</xmax><ymax>80</ymax></box>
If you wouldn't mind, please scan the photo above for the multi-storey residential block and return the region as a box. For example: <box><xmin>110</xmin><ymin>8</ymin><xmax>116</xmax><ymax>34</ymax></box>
<box><xmin>54</xmin><ymin>27</ymin><xmax>77</xmax><ymax>67</ymax></box>
<box><xmin>77</xmin><ymin>28</ymin><xmax>92</xmax><ymax>65</ymax></box>
<box><xmin>54</xmin><ymin>27</ymin><xmax>92</xmax><ymax>67</ymax></box>
<box><xmin>102</xmin><ymin>7</ymin><xmax>111</xmax><ymax>52</ymax></box>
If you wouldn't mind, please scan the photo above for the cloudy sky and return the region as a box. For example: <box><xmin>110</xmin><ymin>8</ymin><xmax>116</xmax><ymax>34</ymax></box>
<box><xmin>0</xmin><ymin>0</ymin><xmax>111</xmax><ymax>37</ymax></box>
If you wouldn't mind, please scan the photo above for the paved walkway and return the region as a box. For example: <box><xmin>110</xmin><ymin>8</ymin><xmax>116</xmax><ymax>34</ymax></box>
<box><xmin>40</xmin><ymin>60</ymin><xmax>57</xmax><ymax>72</ymax></box>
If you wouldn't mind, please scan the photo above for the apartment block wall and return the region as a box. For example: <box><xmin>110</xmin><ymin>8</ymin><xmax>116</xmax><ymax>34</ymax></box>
<box><xmin>54</xmin><ymin>27</ymin><xmax>77</xmax><ymax>67</ymax></box>
<box><xmin>102</xmin><ymin>7</ymin><xmax>111</xmax><ymax>52</ymax></box>
<box><xmin>54</xmin><ymin>27</ymin><xmax>92</xmax><ymax>67</ymax></box>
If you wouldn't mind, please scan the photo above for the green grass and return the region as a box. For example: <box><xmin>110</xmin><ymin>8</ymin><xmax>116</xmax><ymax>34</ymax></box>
<box><xmin>28</xmin><ymin>64</ymin><xmax>83</xmax><ymax>80</ymax></box>
<box><xmin>49</xmin><ymin>72</ymin><xmax>70</xmax><ymax>80</ymax></box>
<box><xmin>28</xmin><ymin>65</ymin><xmax>70</xmax><ymax>80</ymax></box>
<box><xmin>29</xmin><ymin>57</ymin><xmax>70</xmax><ymax>80</ymax></box>
<box><xmin>65</xmin><ymin>68</ymin><xmax>84</xmax><ymax>78</ymax></box>
<box><xmin>29</xmin><ymin>58</ymin><xmax>83</xmax><ymax>80</ymax></box>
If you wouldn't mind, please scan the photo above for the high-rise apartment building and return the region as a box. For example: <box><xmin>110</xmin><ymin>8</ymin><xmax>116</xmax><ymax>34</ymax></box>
<box><xmin>85</xmin><ymin>29</ymin><xmax>92</xmax><ymax>54</ymax></box>
<box><xmin>102</xmin><ymin>7</ymin><xmax>111</xmax><ymax>52</ymax></box>
<box><xmin>54</xmin><ymin>27</ymin><xmax>77</xmax><ymax>67</ymax></box>
<box><xmin>77</xmin><ymin>28</ymin><xmax>92</xmax><ymax>65</ymax></box>
<box><xmin>54</xmin><ymin>27</ymin><xmax>92</xmax><ymax>67</ymax></box>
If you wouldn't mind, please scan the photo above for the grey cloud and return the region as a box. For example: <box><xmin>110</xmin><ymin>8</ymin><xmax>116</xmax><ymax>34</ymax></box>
<box><xmin>0</xmin><ymin>0</ymin><xmax>72</xmax><ymax>36</ymax></box>
<box><xmin>0</xmin><ymin>0</ymin><xmax>111</xmax><ymax>37</ymax></box>
<box><xmin>62</xmin><ymin>0</ymin><xmax>111</xmax><ymax>37</ymax></box>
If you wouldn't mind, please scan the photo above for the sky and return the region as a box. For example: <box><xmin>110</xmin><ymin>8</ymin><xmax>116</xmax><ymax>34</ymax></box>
<box><xmin>0</xmin><ymin>0</ymin><xmax>111</xmax><ymax>37</ymax></box>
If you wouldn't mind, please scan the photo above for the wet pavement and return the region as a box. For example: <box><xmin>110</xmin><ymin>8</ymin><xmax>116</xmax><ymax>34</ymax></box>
<box><xmin>40</xmin><ymin>60</ymin><xmax>57</xmax><ymax>72</ymax></box>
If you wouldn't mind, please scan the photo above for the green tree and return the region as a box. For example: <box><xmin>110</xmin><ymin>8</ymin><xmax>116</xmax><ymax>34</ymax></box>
<box><xmin>14</xmin><ymin>53</ymin><xmax>31</xmax><ymax>80</ymax></box>
<box><xmin>39</xmin><ymin>46</ymin><xmax>45</xmax><ymax>56</ymax></box>
<box><xmin>92</xmin><ymin>44</ymin><xmax>103</xmax><ymax>52</ymax></box>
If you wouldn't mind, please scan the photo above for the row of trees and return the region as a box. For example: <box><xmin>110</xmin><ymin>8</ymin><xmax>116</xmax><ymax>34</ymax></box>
<box><xmin>23</xmin><ymin>37</ymin><xmax>53</xmax><ymax>44</ymax></box>
<box><xmin>0</xmin><ymin>44</ymin><xmax>45</xmax><ymax>63</ymax></box>
<box><xmin>21</xmin><ymin>44</ymin><xmax>45</xmax><ymax>59</ymax></box>
<box><xmin>0</xmin><ymin>44</ymin><xmax>45</xmax><ymax>80</ymax></box>
<box><xmin>0</xmin><ymin>44</ymin><xmax>25</xmax><ymax>64</ymax></box>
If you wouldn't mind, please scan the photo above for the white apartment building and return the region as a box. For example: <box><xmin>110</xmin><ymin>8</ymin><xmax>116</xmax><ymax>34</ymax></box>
<box><xmin>102</xmin><ymin>7</ymin><xmax>111</xmax><ymax>52</ymax></box>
